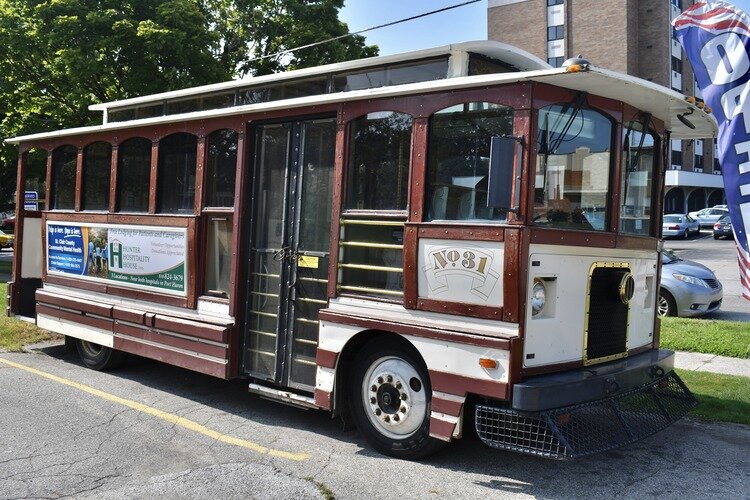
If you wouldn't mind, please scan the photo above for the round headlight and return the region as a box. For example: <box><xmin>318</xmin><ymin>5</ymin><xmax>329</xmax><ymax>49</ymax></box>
<box><xmin>531</xmin><ymin>279</ymin><xmax>547</xmax><ymax>316</ymax></box>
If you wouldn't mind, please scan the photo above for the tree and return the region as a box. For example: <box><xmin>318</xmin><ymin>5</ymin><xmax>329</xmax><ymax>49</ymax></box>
<box><xmin>0</xmin><ymin>0</ymin><xmax>377</xmax><ymax>210</ymax></box>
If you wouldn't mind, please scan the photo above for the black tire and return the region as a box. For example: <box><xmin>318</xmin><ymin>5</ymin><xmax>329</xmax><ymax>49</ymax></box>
<box><xmin>348</xmin><ymin>338</ymin><xmax>445</xmax><ymax>459</ymax></box>
<box><xmin>75</xmin><ymin>339</ymin><xmax>126</xmax><ymax>370</ymax></box>
<box><xmin>713</xmin><ymin>234</ymin><xmax>720</xmax><ymax>240</ymax></box>
<box><xmin>657</xmin><ymin>289</ymin><xmax>677</xmax><ymax>317</ymax></box>
<box><xmin>682</xmin><ymin>229</ymin><xmax>689</xmax><ymax>239</ymax></box>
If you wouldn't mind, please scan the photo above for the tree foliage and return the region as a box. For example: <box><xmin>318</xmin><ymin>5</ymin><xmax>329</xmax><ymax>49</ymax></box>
<box><xmin>0</xmin><ymin>0</ymin><xmax>377</xmax><ymax>209</ymax></box>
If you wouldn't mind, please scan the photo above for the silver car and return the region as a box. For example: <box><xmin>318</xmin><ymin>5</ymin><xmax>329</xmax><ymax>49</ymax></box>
<box><xmin>688</xmin><ymin>207</ymin><xmax>729</xmax><ymax>228</ymax></box>
<box><xmin>662</xmin><ymin>214</ymin><xmax>700</xmax><ymax>239</ymax></box>
<box><xmin>658</xmin><ymin>249</ymin><xmax>723</xmax><ymax>317</ymax></box>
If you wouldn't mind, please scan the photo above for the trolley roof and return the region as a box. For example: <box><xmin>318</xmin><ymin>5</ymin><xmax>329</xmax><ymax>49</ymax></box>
<box><xmin>6</xmin><ymin>41</ymin><xmax>717</xmax><ymax>144</ymax></box>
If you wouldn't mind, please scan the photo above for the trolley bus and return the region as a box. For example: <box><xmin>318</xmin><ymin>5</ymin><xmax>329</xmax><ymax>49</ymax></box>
<box><xmin>6</xmin><ymin>41</ymin><xmax>715</xmax><ymax>459</ymax></box>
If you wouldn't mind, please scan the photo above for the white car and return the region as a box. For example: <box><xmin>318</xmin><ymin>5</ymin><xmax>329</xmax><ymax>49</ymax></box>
<box><xmin>662</xmin><ymin>214</ymin><xmax>700</xmax><ymax>239</ymax></box>
<box><xmin>688</xmin><ymin>207</ymin><xmax>729</xmax><ymax>227</ymax></box>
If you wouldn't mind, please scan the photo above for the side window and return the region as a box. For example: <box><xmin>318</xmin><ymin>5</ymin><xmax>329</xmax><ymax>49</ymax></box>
<box><xmin>203</xmin><ymin>128</ymin><xmax>238</xmax><ymax>299</ymax></box>
<box><xmin>535</xmin><ymin>104</ymin><xmax>613</xmax><ymax>231</ymax></box>
<box><xmin>157</xmin><ymin>132</ymin><xmax>197</xmax><ymax>214</ymax></box>
<box><xmin>82</xmin><ymin>142</ymin><xmax>112</xmax><ymax>211</ymax></box>
<box><xmin>621</xmin><ymin>121</ymin><xmax>656</xmax><ymax>236</ymax></box>
<box><xmin>338</xmin><ymin>111</ymin><xmax>413</xmax><ymax>299</ymax></box>
<box><xmin>50</xmin><ymin>145</ymin><xmax>77</xmax><ymax>210</ymax></box>
<box><xmin>204</xmin><ymin>129</ymin><xmax>238</xmax><ymax>208</ymax></box>
<box><xmin>426</xmin><ymin>102</ymin><xmax>514</xmax><ymax>222</ymax></box>
<box><xmin>346</xmin><ymin>112</ymin><xmax>412</xmax><ymax>211</ymax></box>
<box><xmin>117</xmin><ymin>138</ymin><xmax>151</xmax><ymax>213</ymax></box>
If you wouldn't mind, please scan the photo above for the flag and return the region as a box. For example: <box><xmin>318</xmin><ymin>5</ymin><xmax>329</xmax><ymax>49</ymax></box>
<box><xmin>673</xmin><ymin>1</ymin><xmax>750</xmax><ymax>300</ymax></box>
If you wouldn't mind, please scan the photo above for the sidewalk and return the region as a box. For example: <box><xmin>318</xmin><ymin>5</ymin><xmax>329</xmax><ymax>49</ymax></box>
<box><xmin>674</xmin><ymin>350</ymin><xmax>750</xmax><ymax>378</ymax></box>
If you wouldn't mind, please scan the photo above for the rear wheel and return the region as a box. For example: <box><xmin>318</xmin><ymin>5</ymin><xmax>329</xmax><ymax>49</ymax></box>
<box><xmin>657</xmin><ymin>289</ymin><xmax>677</xmax><ymax>317</ymax></box>
<box><xmin>75</xmin><ymin>339</ymin><xmax>126</xmax><ymax>370</ymax></box>
<box><xmin>682</xmin><ymin>229</ymin><xmax>689</xmax><ymax>239</ymax></box>
<box><xmin>348</xmin><ymin>339</ymin><xmax>444</xmax><ymax>459</ymax></box>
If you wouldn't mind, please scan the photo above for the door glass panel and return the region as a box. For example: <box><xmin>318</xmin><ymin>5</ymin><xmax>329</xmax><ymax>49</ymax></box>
<box><xmin>289</xmin><ymin>119</ymin><xmax>335</xmax><ymax>388</ymax></box>
<box><xmin>244</xmin><ymin>124</ymin><xmax>290</xmax><ymax>380</ymax></box>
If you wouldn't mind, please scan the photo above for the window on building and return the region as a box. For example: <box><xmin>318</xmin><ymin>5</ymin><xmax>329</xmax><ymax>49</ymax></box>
<box><xmin>671</xmin><ymin>150</ymin><xmax>683</xmax><ymax>168</ymax></box>
<box><xmin>50</xmin><ymin>145</ymin><xmax>77</xmax><ymax>210</ymax></box>
<box><xmin>671</xmin><ymin>56</ymin><xmax>683</xmax><ymax>73</ymax></box>
<box><xmin>548</xmin><ymin>0</ymin><xmax>564</xmax><ymax>5</ymax></box>
<box><xmin>547</xmin><ymin>25</ymin><xmax>564</xmax><ymax>41</ymax></box>
<box><xmin>117</xmin><ymin>137</ymin><xmax>152</xmax><ymax>213</ymax></box>
<box><xmin>694</xmin><ymin>154</ymin><xmax>704</xmax><ymax>172</ymax></box>
<box><xmin>548</xmin><ymin>56</ymin><xmax>565</xmax><ymax>67</ymax></box>
<box><xmin>426</xmin><ymin>102</ymin><xmax>513</xmax><ymax>222</ymax></box>
<box><xmin>621</xmin><ymin>121</ymin><xmax>656</xmax><ymax>236</ymax></box>
<box><xmin>714</xmin><ymin>157</ymin><xmax>721</xmax><ymax>173</ymax></box>
<box><xmin>156</xmin><ymin>133</ymin><xmax>197</xmax><ymax>214</ymax></box>
<box><xmin>345</xmin><ymin>112</ymin><xmax>412</xmax><ymax>212</ymax></box>
<box><xmin>535</xmin><ymin>104</ymin><xmax>613</xmax><ymax>231</ymax></box>
<box><xmin>204</xmin><ymin>129</ymin><xmax>238</xmax><ymax>208</ymax></box>
<box><xmin>81</xmin><ymin>142</ymin><xmax>112</xmax><ymax>211</ymax></box>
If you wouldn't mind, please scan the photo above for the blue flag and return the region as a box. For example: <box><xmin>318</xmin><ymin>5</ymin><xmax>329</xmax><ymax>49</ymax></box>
<box><xmin>674</xmin><ymin>1</ymin><xmax>750</xmax><ymax>300</ymax></box>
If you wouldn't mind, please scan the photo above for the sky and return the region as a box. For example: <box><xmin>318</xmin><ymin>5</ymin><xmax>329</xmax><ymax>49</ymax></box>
<box><xmin>340</xmin><ymin>0</ymin><xmax>750</xmax><ymax>57</ymax></box>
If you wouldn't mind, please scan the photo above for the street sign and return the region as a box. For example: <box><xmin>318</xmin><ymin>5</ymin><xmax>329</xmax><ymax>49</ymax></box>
<box><xmin>24</xmin><ymin>191</ymin><xmax>38</xmax><ymax>211</ymax></box>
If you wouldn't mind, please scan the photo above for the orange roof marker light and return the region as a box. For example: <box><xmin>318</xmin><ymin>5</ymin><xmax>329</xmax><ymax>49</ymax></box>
<box><xmin>563</xmin><ymin>55</ymin><xmax>591</xmax><ymax>73</ymax></box>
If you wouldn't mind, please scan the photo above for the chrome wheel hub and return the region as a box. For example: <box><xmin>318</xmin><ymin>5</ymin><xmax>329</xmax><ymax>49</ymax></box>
<box><xmin>362</xmin><ymin>356</ymin><xmax>427</xmax><ymax>439</ymax></box>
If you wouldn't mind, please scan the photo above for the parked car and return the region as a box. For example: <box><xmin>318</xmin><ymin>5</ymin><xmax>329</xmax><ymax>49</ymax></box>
<box><xmin>688</xmin><ymin>207</ymin><xmax>729</xmax><ymax>227</ymax></box>
<box><xmin>658</xmin><ymin>249</ymin><xmax>722</xmax><ymax>317</ymax></box>
<box><xmin>0</xmin><ymin>229</ymin><xmax>14</xmax><ymax>249</ymax></box>
<box><xmin>662</xmin><ymin>214</ymin><xmax>700</xmax><ymax>239</ymax></box>
<box><xmin>713</xmin><ymin>214</ymin><xmax>734</xmax><ymax>239</ymax></box>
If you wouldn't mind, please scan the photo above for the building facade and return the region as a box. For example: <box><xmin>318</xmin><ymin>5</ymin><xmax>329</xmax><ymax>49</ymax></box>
<box><xmin>488</xmin><ymin>0</ymin><xmax>725</xmax><ymax>213</ymax></box>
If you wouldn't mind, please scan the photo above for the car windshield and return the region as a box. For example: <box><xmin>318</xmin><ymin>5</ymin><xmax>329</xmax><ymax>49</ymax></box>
<box><xmin>662</xmin><ymin>249</ymin><xmax>680</xmax><ymax>264</ymax></box>
<box><xmin>718</xmin><ymin>215</ymin><xmax>731</xmax><ymax>223</ymax></box>
<box><xmin>663</xmin><ymin>215</ymin><xmax>681</xmax><ymax>223</ymax></box>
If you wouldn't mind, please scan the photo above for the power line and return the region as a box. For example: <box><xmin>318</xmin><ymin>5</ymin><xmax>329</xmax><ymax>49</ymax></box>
<box><xmin>247</xmin><ymin>0</ymin><xmax>482</xmax><ymax>64</ymax></box>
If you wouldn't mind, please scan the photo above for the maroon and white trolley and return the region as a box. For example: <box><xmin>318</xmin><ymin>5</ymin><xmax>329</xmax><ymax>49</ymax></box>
<box><xmin>7</xmin><ymin>41</ymin><xmax>716</xmax><ymax>458</ymax></box>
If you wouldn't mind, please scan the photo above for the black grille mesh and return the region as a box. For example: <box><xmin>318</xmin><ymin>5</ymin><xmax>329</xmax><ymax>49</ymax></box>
<box><xmin>475</xmin><ymin>371</ymin><xmax>696</xmax><ymax>459</ymax></box>
<box><xmin>587</xmin><ymin>267</ymin><xmax>629</xmax><ymax>361</ymax></box>
<box><xmin>704</xmin><ymin>278</ymin><xmax>720</xmax><ymax>289</ymax></box>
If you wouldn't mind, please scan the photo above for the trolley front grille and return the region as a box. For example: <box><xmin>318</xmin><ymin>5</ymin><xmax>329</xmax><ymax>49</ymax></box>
<box><xmin>586</xmin><ymin>266</ymin><xmax>629</xmax><ymax>363</ymax></box>
<box><xmin>475</xmin><ymin>371</ymin><xmax>696</xmax><ymax>459</ymax></box>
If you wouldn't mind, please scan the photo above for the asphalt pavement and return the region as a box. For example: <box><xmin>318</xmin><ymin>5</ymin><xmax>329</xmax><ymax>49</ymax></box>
<box><xmin>1</xmin><ymin>345</ymin><xmax>748</xmax><ymax>500</ymax></box>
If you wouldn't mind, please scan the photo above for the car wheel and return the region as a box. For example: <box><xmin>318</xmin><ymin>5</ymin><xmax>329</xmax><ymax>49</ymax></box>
<box><xmin>75</xmin><ymin>339</ymin><xmax>126</xmax><ymax>370</ymax></box>
<box><xmin>348</xmin><ymin>338</ymin><xmax>445</xmax><ymax>459</ymax></box>
<box><xmin>657</xmin><ymin>289</ymin><xmax>677</xmax><ymax>317</ymax></box>
<box><xmin>713</xmin><ymin>234</ymin><xmax>720</xmax><ymax>240</ymax></box>
<box><xmin>682</xmin><ymin>229</ymin><xmax>689</xmax><ymax>239</ymax></box>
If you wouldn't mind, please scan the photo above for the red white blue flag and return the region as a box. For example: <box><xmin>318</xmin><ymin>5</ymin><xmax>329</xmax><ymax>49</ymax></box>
<box><xmin>673</xmin><ymin>1</ymin><xmax>750</xmax><ymax>300</ymax></box>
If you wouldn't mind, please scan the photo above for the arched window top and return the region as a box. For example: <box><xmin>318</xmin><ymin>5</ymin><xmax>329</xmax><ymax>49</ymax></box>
<box><xmin>50</xmin><ymin>145</ymin><xmax>77</xmax><ymax>210</ymax></box>
<box><xmin>82</xmin><ymin>142</ymin><xmax>112</xmax><ymax>211</ymax></box>
<box><xmin>117</xmin><ymin>137</ymin><xmax>152</xmax><ymax>213</ymax></box>
<box><xmin>426</xmin><ymin>102</ymin><xmax>514</xmax><ymax>222</ymax></box>
<box><xmin>157</xmin><ymin>132</ymin><xmax>197</xmax><ymax>214</ymax></box>
<box><xmin>345</xmin><ymin>111</ymin><xmax>413</xmax><ymax>212</ymax></box>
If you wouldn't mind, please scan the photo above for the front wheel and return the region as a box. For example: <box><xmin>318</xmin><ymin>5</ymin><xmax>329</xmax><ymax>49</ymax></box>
<box><xmin>75</xmin><ymin>339</ymin><xmax>126</xmax><ymax>370</ymax></box>
<box><xmin>657</xmin><ymin>289</ymin><xmax>677</xmax><ymax>317</ymax></box>
<box><xmin>349</xmin><ymin>339</ymin><xmax>444</xmax><ymax>459</ymax></box>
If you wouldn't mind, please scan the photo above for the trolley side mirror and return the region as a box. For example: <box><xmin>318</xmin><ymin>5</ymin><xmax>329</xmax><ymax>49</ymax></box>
<box><xmin>488</xmin><ymin>136</ymin><xmax>522</xmax><ymax>212</ymax></box>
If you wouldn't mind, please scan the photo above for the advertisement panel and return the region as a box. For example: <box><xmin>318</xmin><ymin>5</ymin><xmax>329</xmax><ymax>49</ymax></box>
<box><xmin>46</xmin><ymin>222</ymin><xmax>187</xmax><ymax>296</ymax></box>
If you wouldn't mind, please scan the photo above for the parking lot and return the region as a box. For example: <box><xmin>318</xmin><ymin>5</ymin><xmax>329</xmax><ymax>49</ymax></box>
<box><xmin>663</xmin><ymin>229</ymin><xmax>748</xmax><ymax>321</ymax></box>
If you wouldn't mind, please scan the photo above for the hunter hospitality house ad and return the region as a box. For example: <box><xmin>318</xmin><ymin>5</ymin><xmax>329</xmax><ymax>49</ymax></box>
<box><xmin>46</xmin><ymin>222</ymin><xmax>187</xmax><ymax>296</ymax></box>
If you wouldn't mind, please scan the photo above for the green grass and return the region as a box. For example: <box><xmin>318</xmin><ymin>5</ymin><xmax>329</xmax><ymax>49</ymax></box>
<box><xmin>661</xmin><ymin>317</ymin><xmax>750</xmax><ymax>359</ymax></box>
<box><xmin>677</xmin><ymin>369</ymin><xmax>750</xmax><ymax>425</ymax></box>
<box><xmin>0</xmin><ymin>283</ymin><xmax>55</xmax><ymax>351</ymax></box>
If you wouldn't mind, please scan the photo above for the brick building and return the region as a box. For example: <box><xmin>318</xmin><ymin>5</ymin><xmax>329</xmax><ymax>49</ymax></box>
<box><xmin>488</xmin><ymin>0</ymin><xmax>725</xmax><ymax>213</ymax></box>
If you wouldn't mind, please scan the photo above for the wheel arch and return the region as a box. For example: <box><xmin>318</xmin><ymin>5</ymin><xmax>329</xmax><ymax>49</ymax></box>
<box><xmin>332</xmin><ymin>329</ymin><xmax>426</xmax><ymax>419</ymax></box>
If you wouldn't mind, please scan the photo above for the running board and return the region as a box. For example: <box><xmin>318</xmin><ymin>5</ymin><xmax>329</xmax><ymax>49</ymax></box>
<box><xmin>247</xmin><ymin>383</ymin><xmax>319</xmax><ymax>410</ymax></box>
